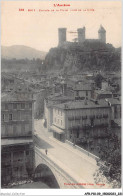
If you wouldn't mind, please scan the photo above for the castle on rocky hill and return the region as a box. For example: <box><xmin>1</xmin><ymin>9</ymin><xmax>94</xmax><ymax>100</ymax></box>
<box><xmin>58</xmin><ymin>25</ymin><xmax>106</xmax><ymax>46</ymax></box>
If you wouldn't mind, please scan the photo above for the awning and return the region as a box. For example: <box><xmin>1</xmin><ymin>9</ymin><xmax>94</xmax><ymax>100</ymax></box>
<box><xmin>1</xmin><ymin>138</ymin><xmax>33</xmax><ymax>146</ymax></box>
<box><xmin>50</xmin><ymin>125</ymin><xmax>65</xmax><ymax>134</ymax></box>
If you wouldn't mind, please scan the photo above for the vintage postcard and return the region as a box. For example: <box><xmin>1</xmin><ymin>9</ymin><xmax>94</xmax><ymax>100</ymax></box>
<box><xmin>1</xmin><ymin>0</ymin><xmax>122</xmax><ymax>195</ymax></box>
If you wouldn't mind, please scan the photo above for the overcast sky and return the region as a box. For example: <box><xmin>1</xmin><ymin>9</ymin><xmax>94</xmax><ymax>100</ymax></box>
<box><xmin>1</xmin><ymin>1</ymin><xmax>121</xmax><ymax>52</ymax></box>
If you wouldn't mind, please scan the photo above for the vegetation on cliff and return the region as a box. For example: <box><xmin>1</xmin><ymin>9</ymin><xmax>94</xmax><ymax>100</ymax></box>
<box><xmin>45</xmin><ymin>41</ymin><xmax>121</xmax><ymax>73</ymax></box>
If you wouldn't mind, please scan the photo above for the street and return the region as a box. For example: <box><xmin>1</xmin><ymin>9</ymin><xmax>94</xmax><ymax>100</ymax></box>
<box><xmin>33</xmin><ymin>119</ymin><xmax>110</xmax><ymax>189</ymax></box>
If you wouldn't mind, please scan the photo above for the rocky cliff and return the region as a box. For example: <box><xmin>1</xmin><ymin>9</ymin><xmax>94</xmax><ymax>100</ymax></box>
<box><xmin>45</xmin><ymin>41</ymin><xmax>121</xmax><ymax>73</ymax></box>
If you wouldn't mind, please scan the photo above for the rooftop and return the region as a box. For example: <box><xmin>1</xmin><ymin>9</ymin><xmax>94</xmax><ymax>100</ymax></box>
<box><xmin>106</xmin><ymin>98</ymin><xmax>121</xmax><ymax>105</ymax></box>
<box><xmin>1</xmin><ymin>91</ymin><xmax>34</xmax><ymax>102</ymax></box>
<box><xmin>95</xmin><ymin>90</ymin><xmax>112</xmax><ymax>95</ymax></box>
<box><xmin>47</xmin><ymin>93</ymin><xmax>74</xmax><ymax>101</ymax></box>
<box><xmin>53</xmin><ymin>100</ymin><xmax>110</xmax><ymax>110</ymax></box>
<box><xmin>74</xmin><ymin>84</ymin><xmax>92</xmax><ymax>91</ymax></box>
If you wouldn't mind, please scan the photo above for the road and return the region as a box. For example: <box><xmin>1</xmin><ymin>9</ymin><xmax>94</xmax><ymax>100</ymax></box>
<box><xmin>34</xmin><ymin>119</ymin><xmax>109</xmax><ymax>189</ymax></box>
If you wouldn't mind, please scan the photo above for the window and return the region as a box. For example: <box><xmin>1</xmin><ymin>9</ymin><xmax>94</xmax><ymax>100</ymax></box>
<box><xmin>9</xmin><ymin>114</ymin><xmax>13</xmax><ymax>121</ymax></box>
<box><xmin>114</xmin><ymin>106</ymin><xmax>117</xmax><ymax>119</ymax></box>
<box><xmin>90</xmin><ymin>119</ymin><xmax>94</xmax><ymax>127</ymax></box>
<box><xmin>26</xmin><ymin>151</ymin><xmax>29</xmax><ymax>156</ymax></box>
<box><xmin>17</xmin><ymin>111</ymin><xmax>21</xmax><ymax>120</ymax></box>
<box><xmin>61</xmin><ymin>111</ymin><xmax>62</xmax><ymax>116</ymax></box>
<box><xmin>61</xmin><ymin>120</ymin><xmax>62</xmax><ymax>126</ymax></box>
<box><xmin>8</xmin><ymin>104</ymin><xmax>13</xmax><ymax>110</ymax></box>
<box><xmin>76</xmin><ymin>91</ymin><xmax>79</xmax><ymax>96</ymax></box>
<box><xmin>21</xmin><ymin>124</ymin><xmax>25</xmax><ymax>133</ymax></box>
<box><xmin>58</xmin><ymin>119</ymin><xmax>59</xmax><ymax>124</ymax></box>
<box><xmin>13</xmin><ymin>125</ymin><xmax>16</xmax><ymax>136</ymax></box>
<box><xmin>86</xmin><ymin>91</ymin><xmax>88</xmax><ymax>96</ymax></box>
<box><xmin>2</xmin><ymin>114</ymin><xmax>5</xmax><ymax>121</ymax></box>
<box><xmin>14</xmin><ymin>167</ymin><xmax>18</xmax><ymax>172</ymax></box>
<box><xmin>29</xmin><ymin>103</ymin><xmax>32</xmax><ymax>109</ymax></box>
<box><xmin>21</xmin><ymin>124</ymin><xmax>25</xmax><ymax>134</ymax></box>
<box><xmin>21</xmin><ymin>103</ymin><xmax>25</xmax><ymax>109</ymax></box>
<box><xmin>58</xmin><ymin>110</ymin><xmax>59</xmax><ymax>115</ymax></box>
<box><xmin>5</xmin><ymin>104</ymin><xmax>8</xmax><ymax>110</ymax></box>
<box><xmin>13</xmin><ymin>103</ymin><xmax>17</xmax><ymax>109</ymax></box>
<box><xmin>82</xmin><ymin>116</ymin><xmax>87</xmax><ymax>120</ymax></box>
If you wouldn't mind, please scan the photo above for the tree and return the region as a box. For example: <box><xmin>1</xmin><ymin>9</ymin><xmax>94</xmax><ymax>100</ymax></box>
<box><xmin>94</xmin><ymin>73</ymin><xmax>104</xmax><ymax>88</ymax></box>
<box><xmin>94</xmin><ymin>133</ymin><xmax>121</xmax><ymax>188</ymax></box>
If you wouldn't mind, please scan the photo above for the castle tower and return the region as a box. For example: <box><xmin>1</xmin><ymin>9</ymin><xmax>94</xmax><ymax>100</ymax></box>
<box><xmin>58</xmin><ymin>28</ymin><xmax>67</xmax><ymax>46</ymax></box>
<box><xmin>77</xmin><ymin>27</ymin><xmax>85</xmax><ymax>43</ymax></box>
<box><xmin>98</xmin><ymin>25</ymin><xmax>106</xmax><ymax>43</ymax></box>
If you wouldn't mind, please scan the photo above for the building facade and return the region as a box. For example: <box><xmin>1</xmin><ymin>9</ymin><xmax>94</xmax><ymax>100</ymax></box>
<box><xmin>73</xmin><ymin>84</ymin><xmax>92</xmax><ymax>100</ymax></box>
<box><xmin>1</xmin><ymin>91</ymin><xmax>35</xmax><ymax>186</ymax></box>
<box><xmin>51</xmin><ymin>100</ymin><xmax>111</xmax><ymax>149</ymax></box>
<box><xmin>44</xmin><ymin>93</ymin><xmax>74</xmax><ymax>131</ymax></box>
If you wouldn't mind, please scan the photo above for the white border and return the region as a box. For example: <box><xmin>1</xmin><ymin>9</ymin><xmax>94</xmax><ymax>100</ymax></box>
<box><xmin>0</xmin><ymin>0</ymin><xmax>123</xmax><ymax>195</ymax></box>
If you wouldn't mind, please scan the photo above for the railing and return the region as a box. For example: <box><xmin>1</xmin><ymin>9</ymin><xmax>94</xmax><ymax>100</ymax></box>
<box><xmin>66</xmin><ymin>140</ymin><xmax>99</xmax><ymax>161</ymax></box>
<box><xmin>68</xmin><ymin>115</ymin><xmax>108</xmax><ymax>121</ymax></box>
<box><xmin>68</xmin><ymin>123</ymin><xmax>109</xmax><ymax>131</ymax></box>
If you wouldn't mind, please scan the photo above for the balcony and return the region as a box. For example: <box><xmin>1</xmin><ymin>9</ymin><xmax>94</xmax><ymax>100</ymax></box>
<box><xmin>75</xmin><ymin>116</ymin><xmax>81</xmax><ymax>120</ymax></box>
<box><xmin>94</xmin><ymin>123</ymin><xmax>109</xmax><ymax>128</ymax></box>
<box><xmin>82</xmin><ymin>116</ymin><xmax>87</xmax><ymax>120</ymax></box>
<box><xmin>82</xmin><ymin>125</ymin><xmax>92</xmax><ymax>130</ymax></box>
<box><xmin>96</xmin><ymin>115</ymin><xmax>102</xmax><ymax>119</ymax></box>
<box><xmin>68</xmin><ymin>116</ymin><xmax>81</xmax><ymax>121</ymax></box>
<box><xmin>90</xmin><ymin>115</ymin><xmax>95</xmax><ymax>120</ymax></box>
<box><xmin>68</xmin><ymin>117</ymin><xmax>74</xmax><ymax>121</ymax></box>
<box><xmin>103</xmin><ymin>114</ymin><xmax>108</xmax><ymax>118</ymax></box>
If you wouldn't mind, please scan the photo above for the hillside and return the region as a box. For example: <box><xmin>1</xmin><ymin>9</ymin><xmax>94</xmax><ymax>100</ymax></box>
<box><xmin>44</xmin><ymin>41</ymin><xmax>121</xmax><ymax>73</ymax></box>
<box><xmin>1</xmin><ymin>45</ymin><xmax>47</xmax><ymax>60</ymax></box>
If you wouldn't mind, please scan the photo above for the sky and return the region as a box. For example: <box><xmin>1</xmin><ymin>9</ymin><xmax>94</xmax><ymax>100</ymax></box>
<box><xmin>1</xmin><ymin>1</ymin><xmax>122</xmax><ymax>52</ymax></box>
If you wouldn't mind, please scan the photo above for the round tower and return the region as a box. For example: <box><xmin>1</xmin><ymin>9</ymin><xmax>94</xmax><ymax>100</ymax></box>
<box><xmin>98</xmin><ymin>25</ymin><xmax>106</xmax><ymax>43</ymax></box>
<box><xmin>58</xmin><ymin>28</ymin><xmax>67</xmax><ymax>46</ymax></box>
<box><xmin>77</xmin><ymin>27</ymin><xmax>85</xmax><ymax>43</ymax></box>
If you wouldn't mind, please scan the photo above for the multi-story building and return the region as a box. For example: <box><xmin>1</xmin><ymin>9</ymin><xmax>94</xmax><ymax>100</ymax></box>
<box><xmin>73</xmin><ymin>83</ymin><xmax>92</xmax><ymax>100</ymax></box>
<box><xmin>44</xmin><ymin>93</ymin><xmax>74</xmax><ymax>131</ymax></box>
<box><xmin>1</xmin><ymin>90</ymin><xmax>35</xmax><ymax>186</ymax></box>
<box><xmin>105</xmin><ymin>98</ymin><xmax>121</xmax><ymax>141</ymax></box>
<box><xmin>50</xmin><ymin>100</ymin><xmax>111</xmax><ymax>149</ymax></box>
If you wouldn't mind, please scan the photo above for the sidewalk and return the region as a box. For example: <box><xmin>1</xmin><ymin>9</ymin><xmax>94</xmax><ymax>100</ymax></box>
<box><xmin>34</xmin><ymin>120</ymin><xmax>112</xmax><ymax>189</ymax></box>
<box><xmin>49</xmin><ymin>136</ymin><xmax>97</xmax><ymax>166</ymax></box>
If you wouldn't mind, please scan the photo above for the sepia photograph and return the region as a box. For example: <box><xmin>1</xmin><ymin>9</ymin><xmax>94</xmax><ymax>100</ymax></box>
<box><xmin>1</xmin><ymin>0</ymin><xmax>122</xmax><ymax>194</ymax></box>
